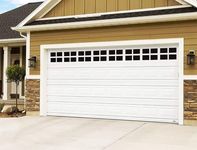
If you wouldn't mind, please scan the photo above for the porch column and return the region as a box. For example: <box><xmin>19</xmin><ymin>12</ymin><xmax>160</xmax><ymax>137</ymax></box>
<box><xmin>3</xmin><ymin>46</ymin><xmax>10</xmax><ymax>100</ymax></box>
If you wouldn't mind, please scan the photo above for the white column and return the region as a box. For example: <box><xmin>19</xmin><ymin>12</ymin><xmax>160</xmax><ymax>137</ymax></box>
<box><xmin>19</xmin><ymin>46</ymin><xmax>23</xmax><ymax>98</ymax></box>
<box><xmin>3</xmin><ymin>46</ymin><xmax>10</xmax><ymax>100</ymax></box>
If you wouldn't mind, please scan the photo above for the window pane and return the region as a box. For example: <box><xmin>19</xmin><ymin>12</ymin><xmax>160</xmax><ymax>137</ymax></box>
<box><xmin>151</xmin><ymin>55</ymin><xmax>158</xmax><ymax>60</ymax></box>
<box><xmin>101</xmin><ymin>50</ymin><xmax>107</xmax><ymax>55</ymax></box>
<box><xmin>64</xmin><ymin>58</ymin><xmax>70</xmax><ymax>62</ymax></box>
<box><xmin>85</xmin><ymin>51</ymin><xmax>91</xmax><ymax>55</ymax></box>
<box><xmin>94</xmin><ymin>51</ymin><xmax>99</xmax><ymax>55</ymax></box>
<box><xmin>160</xmin><ymin>48</ymin><xmax>168</xmax><ymax>53</ymax></box>
<box><xmin>79</xmin><ymin>57</ymin><xmax>84</xmax><ymax>62</ymax></box>
<box><xmin>117</xmin><ymin>50</ymin><xmax>123</xmax><ymax>55</ymax></box>
<box><xmin>85</xmin><ymin>57</ymin><xmax>91</xmax><ymax>62</ymax></box>
<box><xmin>57</xmin><ymin>52</ymin><xmax>62</xmax><ymax>56</ymax></box>
<box><xmin>101</xmin><ymin>57</ymin><xmax>107</xmax><ymax>61</ymax></box>
<box><xmin>126</xmin><ymin>56</ymin><xmax>132</xmax><ymax>61</ymax></box>
<box><xmin>169</xmin><ymin>54</ymin><xmax>177</xmax><ymax>60</ymax></box>
<box><xmin>117</xmin><ymin>56</ymin><xmax>123</xmax><ymax>61</ymax></box>
<box><xmin>71</xmin><ymin>58</ymin><xmax>76</xmax><ymax>62</ymax></box>
<box><xmin>109</xmin><ymin>50</ymin><xmax>115</xmax><ymax>55</ymax></box>
<box><xmin>109</xmin><ymin>56</ymin><xmax>115</xmax><ymax>61</ymax></box>
<box><xmin>57</xmin><ymin>58</ymin><xmax>62</xmax><ymax>62</ymax></box>
<box><xmin>133</xmin><ymin>49</ymin><xmax>140</xmax><ymax>54</ymax></box>
<box><xmin>160</xmin><ymin>55</ymin><xmax>168</xmax><ymax>60</ymax></box>
<box><xmin>51</xmin><ymin>58</ymin><xmax>56</xmax><ymax>62</ymax></box>
<box><xmin>94</xmin><ymin>57</ymin><xmax>99</xmax><ymax>61</ymax></box>
<box><xmin>79</xmin><ymin>51</ymin><xmax>84</xmax><ymax>56</ymax></box>
<box><xmin>71</xmin><ymin>52</ymin><xmax>76</xmax><ymax>56</ymax></box>
<box><xmin>169</xmin><ymin>48</ymin><xmax>177</xmax><ymax>53</ymax></box>
<box><xmin>64</xmin><ymin>52</ymin><xmax>70</xmax><ymax>56</ymax></box>
<box><xmin>126</xmin><ymin>49</ymin><xmax>132</xmax><ymax>54</ymax></box>
<box><xmin>143</xmin><ymin>55</ymin><xmax>149</xmax><ymax>60</ymax></box>
<box><xmin>51</xmin><ymin>52</ymin><xmax>56</xmax><ymax>57</ymax></box>
<box><xmin>151</xmin><ymin>49</ymin><xmax>158</xmax><ymax>54</ymax></box>
<box><xmin>133</xmin><ymin>56</ymin><xmax>140</xmax><ymax>60</ymax></box>
<box><xmin>143</xmin><ymin>49</ymin><xmax>149</xmax><ymax>54</ymax></box>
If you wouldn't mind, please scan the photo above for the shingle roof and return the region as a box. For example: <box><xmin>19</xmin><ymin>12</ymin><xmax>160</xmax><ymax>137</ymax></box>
<box><xmin>26</xmin><ymin>7</ymin><xmax>197</xmax><ymax>26</ymax></box>
<box><xmin>0</xmin><ymin>2</ymin><xmax>42</xmax><ymax>40</ymax></box>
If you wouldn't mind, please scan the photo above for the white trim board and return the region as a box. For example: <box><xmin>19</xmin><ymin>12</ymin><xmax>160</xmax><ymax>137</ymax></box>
<box><xmin>40</xmin><ymin>38</ymin><xmax>184</xmax><ymax>125</ymax></box>
<box><xmin>0</xmin><ymin>38</ymin><xmax>25</xmax><ymax>44</ymax></box>
<box><xmin>184</xmin><ymin>75</ymin><xmax>197</xmax><ymax>80</ymax></box>
<box><xmin>26</xmin><ymin>75</ymin><xmax>40</xmax><ymax>80</ymax></box>
<box><xmin>13</xmin><ymin>12</ymin><xmax>197</xmax><ymax>32</ymax></box>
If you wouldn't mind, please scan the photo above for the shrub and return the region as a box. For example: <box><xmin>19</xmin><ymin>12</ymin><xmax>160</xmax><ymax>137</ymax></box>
<box><xmin>0</xmin><ymin>103</ymin><xmax>4</xmax><ymax>112</ymax></box>
<box><xmin>6</xmin><ymin>65</ymin><xmax>25</xmax><ymax>111</ymax></box>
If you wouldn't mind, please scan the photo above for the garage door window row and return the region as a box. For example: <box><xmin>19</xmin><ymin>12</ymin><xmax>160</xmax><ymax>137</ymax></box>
<box><xmin>50</xmin><ymin>47</ymin><xmax>177</xmax><ymax>63</ymax></box>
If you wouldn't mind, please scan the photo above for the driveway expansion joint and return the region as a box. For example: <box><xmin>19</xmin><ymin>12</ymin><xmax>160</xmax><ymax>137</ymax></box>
<box><xmin>102</xmin><ymin>122</ymin><xmax>147</xmax><ymax>150</ymax></box>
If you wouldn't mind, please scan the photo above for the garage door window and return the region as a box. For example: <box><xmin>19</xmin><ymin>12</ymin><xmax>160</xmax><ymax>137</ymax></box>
<box><xmin>49</xmin><ymin>47</ymin><xmax>177</xmax><ymax>63</ymax></box>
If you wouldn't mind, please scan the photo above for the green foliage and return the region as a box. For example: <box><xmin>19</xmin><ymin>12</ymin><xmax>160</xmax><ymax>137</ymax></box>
<box><xmin>0</xmin><ymin>103</ymin><xmax>4</xmax><ymax>112</ymax></box>
<box><xmin>6</xmin><ymin>65</ymin><xmax>26</xmax><ymax>85</ymax></box>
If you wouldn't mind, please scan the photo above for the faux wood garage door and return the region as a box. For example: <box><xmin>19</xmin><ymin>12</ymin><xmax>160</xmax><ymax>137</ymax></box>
<box><xmin>46</xmin><ymin>44</ymin><xmax>179</xmax><ymax>123</ymax></box>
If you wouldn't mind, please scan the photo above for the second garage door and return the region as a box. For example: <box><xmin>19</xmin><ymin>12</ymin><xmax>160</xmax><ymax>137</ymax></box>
<box><xmin>46</xmin><ymin>43</ymin><xmax>179</xmax><ymax>123</ymax></box>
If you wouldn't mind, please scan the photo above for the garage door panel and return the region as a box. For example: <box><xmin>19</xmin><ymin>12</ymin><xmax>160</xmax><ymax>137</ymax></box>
<box><xmin>47</xmin><ymin>102</ymin><xmax>178</xmax><ymax>121</ymax></box>
<box><xmin>48</xmin><ymin>96</ymin><xmax>178</xmax><ymax>106</ymax></box>
<box><xmin>47</xmin><ymin>79</ymin><xmax>178</xmax><ymax>87</ymax></box>
<box><xmin>46</xmin><ymin>44</ymin><xmax>179</xmax><ymax>123</ymax></box>
<box><xmin>47</xmin><ymin>67</ymin><xmax>178</xmax><ymax>80</ymax></box>
<box><xmin>47</xmin><ymin>85</ymin><xmax>178</xmax><ymax>99</ymax></box>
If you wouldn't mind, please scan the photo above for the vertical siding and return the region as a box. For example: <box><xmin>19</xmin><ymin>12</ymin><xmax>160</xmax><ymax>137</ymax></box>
<box><xmin>65</xmin><ymin>0</ymin><xmax>75</xmax><ymax>15</ymax></box>
<box><xmin>142</xmin><ymin>0</ymin><xmax>155</xmax><ymax>8</ymax></box>
<box><xmin>75</xmin><ymin>0</ymin><xmax>85</xmax><ymax>15</ymax></box>
<box><xmin>107</xmin><ymin>0</ymin><xmax>117</xmax><ymax>12</ymax></box>
<box><xmin>30</xmin><ymin>21</ymin><xmax>197</xmax><ymax>75</ymax></box>
<box><xmin>155</xmin><ymin>0</ymin><xmax>168</xmax><ymax>7</ymax></box>
<box><xmin>118</xmin><ymin>0</ymin><xmax>129</xmax><ymax>11</ymax></box>
<box><xmin>85</xmin><ymin>0</ymin><xmax>96</xmax><ymax>14</ymax></box>
<box><xmin>96</xmin><ymin>0</ymin><xmax>107</xmax><ymax>13</ymax></box>
<box><xmin>130</xmin><ymin>0</ymin><xmax>142</xmax><ymax>9</ymax></box>
<box><xmin>44</xmin><ymin>0</ymin><xmax>181</xmax><ymax>18</ymax></box>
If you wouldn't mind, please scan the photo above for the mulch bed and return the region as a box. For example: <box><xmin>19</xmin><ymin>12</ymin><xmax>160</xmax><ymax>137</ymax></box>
<box><xmin>0</xmin><ymin>112</ymin><xmax>26</xmax><ymax>118</ymax></box>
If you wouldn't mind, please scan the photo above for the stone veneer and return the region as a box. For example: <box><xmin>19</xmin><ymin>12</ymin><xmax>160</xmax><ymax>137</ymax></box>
<box><xmin>184</xmin><ymin>80</ymin><xmax>197</xmax><ymax>120</ymax></box>
<box><xmin>25</xmin><ymin>79</ymin><xmax>40</xmax><ymax>111</ymax></box>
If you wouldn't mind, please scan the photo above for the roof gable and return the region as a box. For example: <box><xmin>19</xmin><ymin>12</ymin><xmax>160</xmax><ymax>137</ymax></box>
<box><xmin>43</xmin><ymin>0</ymin><xmax>181</xmax><ymax>18</ymax></box>
<box><xmin>0</xmin><ymin>2</ymin><xmax>42</xmax><ymax>40</ymax></box>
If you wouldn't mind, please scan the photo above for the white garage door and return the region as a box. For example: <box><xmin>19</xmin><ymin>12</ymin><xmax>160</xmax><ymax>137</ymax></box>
<box><xmin>46</xmin><ymin>43</ymin><xmax>179</xmax><ymax>123</ymax></box>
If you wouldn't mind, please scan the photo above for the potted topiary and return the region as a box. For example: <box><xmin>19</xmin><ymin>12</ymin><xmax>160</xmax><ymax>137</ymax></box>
<box><xmin>6</xmin><ymin>65</ymin><xmax>25</xmax><ymax>112</ymax></box>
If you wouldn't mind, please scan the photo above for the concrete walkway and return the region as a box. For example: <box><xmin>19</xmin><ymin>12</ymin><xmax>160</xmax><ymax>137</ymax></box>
<box><xmin>0</xmin><ymin>117</ymin><xmax>197</xmax><ymax>150</ymax></box>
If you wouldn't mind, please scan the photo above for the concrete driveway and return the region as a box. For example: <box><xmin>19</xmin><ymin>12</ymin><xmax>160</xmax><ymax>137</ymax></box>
<box><xmin>0</xmin><ymin>117</ymin><xmax>197</xmax><ymax>150</ymax></box>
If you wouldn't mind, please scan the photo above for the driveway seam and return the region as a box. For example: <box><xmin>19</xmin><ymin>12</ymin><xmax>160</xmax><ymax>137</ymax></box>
<box><xmin>102</xmin><ymin>122</ymin><xmax>147</xmax><ymax>150</ymax></box>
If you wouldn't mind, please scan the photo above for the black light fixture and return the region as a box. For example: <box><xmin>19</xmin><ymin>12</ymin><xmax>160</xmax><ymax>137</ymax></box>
<box><xmin>187</xmin><ymin>50</ymin><xmax>196</xmax><ymax>65</ymax></box>
<box><xmin>28</xmin><ymin>56</ymin><xmax>37</xmax><ymax>68</ymax></box>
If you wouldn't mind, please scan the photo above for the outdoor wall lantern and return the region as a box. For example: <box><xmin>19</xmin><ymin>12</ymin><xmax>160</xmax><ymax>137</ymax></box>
<box><xmin>28</xmin><ymin>56</ymin><xmax>37</xmax><ymax>68</ymax></box>
<box><xmin>187</xmin><ymin>50</ymin><xmax>196</xmax><ymax>65</ymax></box>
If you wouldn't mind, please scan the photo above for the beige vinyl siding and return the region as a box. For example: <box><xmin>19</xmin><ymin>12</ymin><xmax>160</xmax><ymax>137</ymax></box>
<box><xmin>30</xmin><ymin>20</ymin><xmax>197</xmax><ymax>75</ymax></box>
<box><xmin>107</xmin><ymin>0</ymin><xmax>117</xmax><ymax>12</ymax></box>
<box><xmin>44</xmin><ymin>0</ymin><xmax>180</xmax><ymax>18</ymax></box>
<box><xmin>85</xmin><ymin>0</ymin><xmax>96</xmax><ymax>13</ymax></box>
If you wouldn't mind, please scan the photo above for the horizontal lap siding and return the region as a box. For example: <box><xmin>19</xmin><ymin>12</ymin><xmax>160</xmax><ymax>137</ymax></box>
<box><xmin>30</xmin><ymin>20</ymin><xmax>197</xmax><ymax>75</ymax></box>
<box><xmin>43</xmin><ymin>0</ymin><xmax>180</xmax><ymax>18</ymax></box>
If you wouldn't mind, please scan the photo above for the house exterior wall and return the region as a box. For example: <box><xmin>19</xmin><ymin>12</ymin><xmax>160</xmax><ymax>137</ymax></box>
<box><xmin>28</xmin><ymin>20</ymin><xmax>197</xmax><ymax>121</ymax></box>
<box><xmin>43</xmin><ymin>0</ymin><xmax>180</xmax><ymax>18</ymax></box>
<box><xmin>30</xmin><ymin>20</ymin><xmax>197</xmax><ymax>75</ymax></box>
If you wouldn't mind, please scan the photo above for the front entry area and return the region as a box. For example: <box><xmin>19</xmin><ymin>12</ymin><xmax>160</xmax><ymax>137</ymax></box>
<box><xmin>0</xmin><ymin>46</ymin><xmax>26</xmax><ymax>100</ymax></box>
<box><xmin>41</xmin><ymin>39</ymin><xmax>184</xmax><ymax>124</ymax></box>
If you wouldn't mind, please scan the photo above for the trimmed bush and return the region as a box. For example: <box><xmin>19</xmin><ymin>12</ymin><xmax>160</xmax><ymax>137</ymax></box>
<box><xmin>0</xmin><ymin>103</ymin><xmax>4</xmax><ymax>112</ymax></box>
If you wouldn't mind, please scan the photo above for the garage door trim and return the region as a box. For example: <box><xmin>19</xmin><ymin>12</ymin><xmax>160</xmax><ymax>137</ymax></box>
<box><xmin>40</xmin><ymin>38</ymin><xmax>184</xmax><ymax>125</ymax></box>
